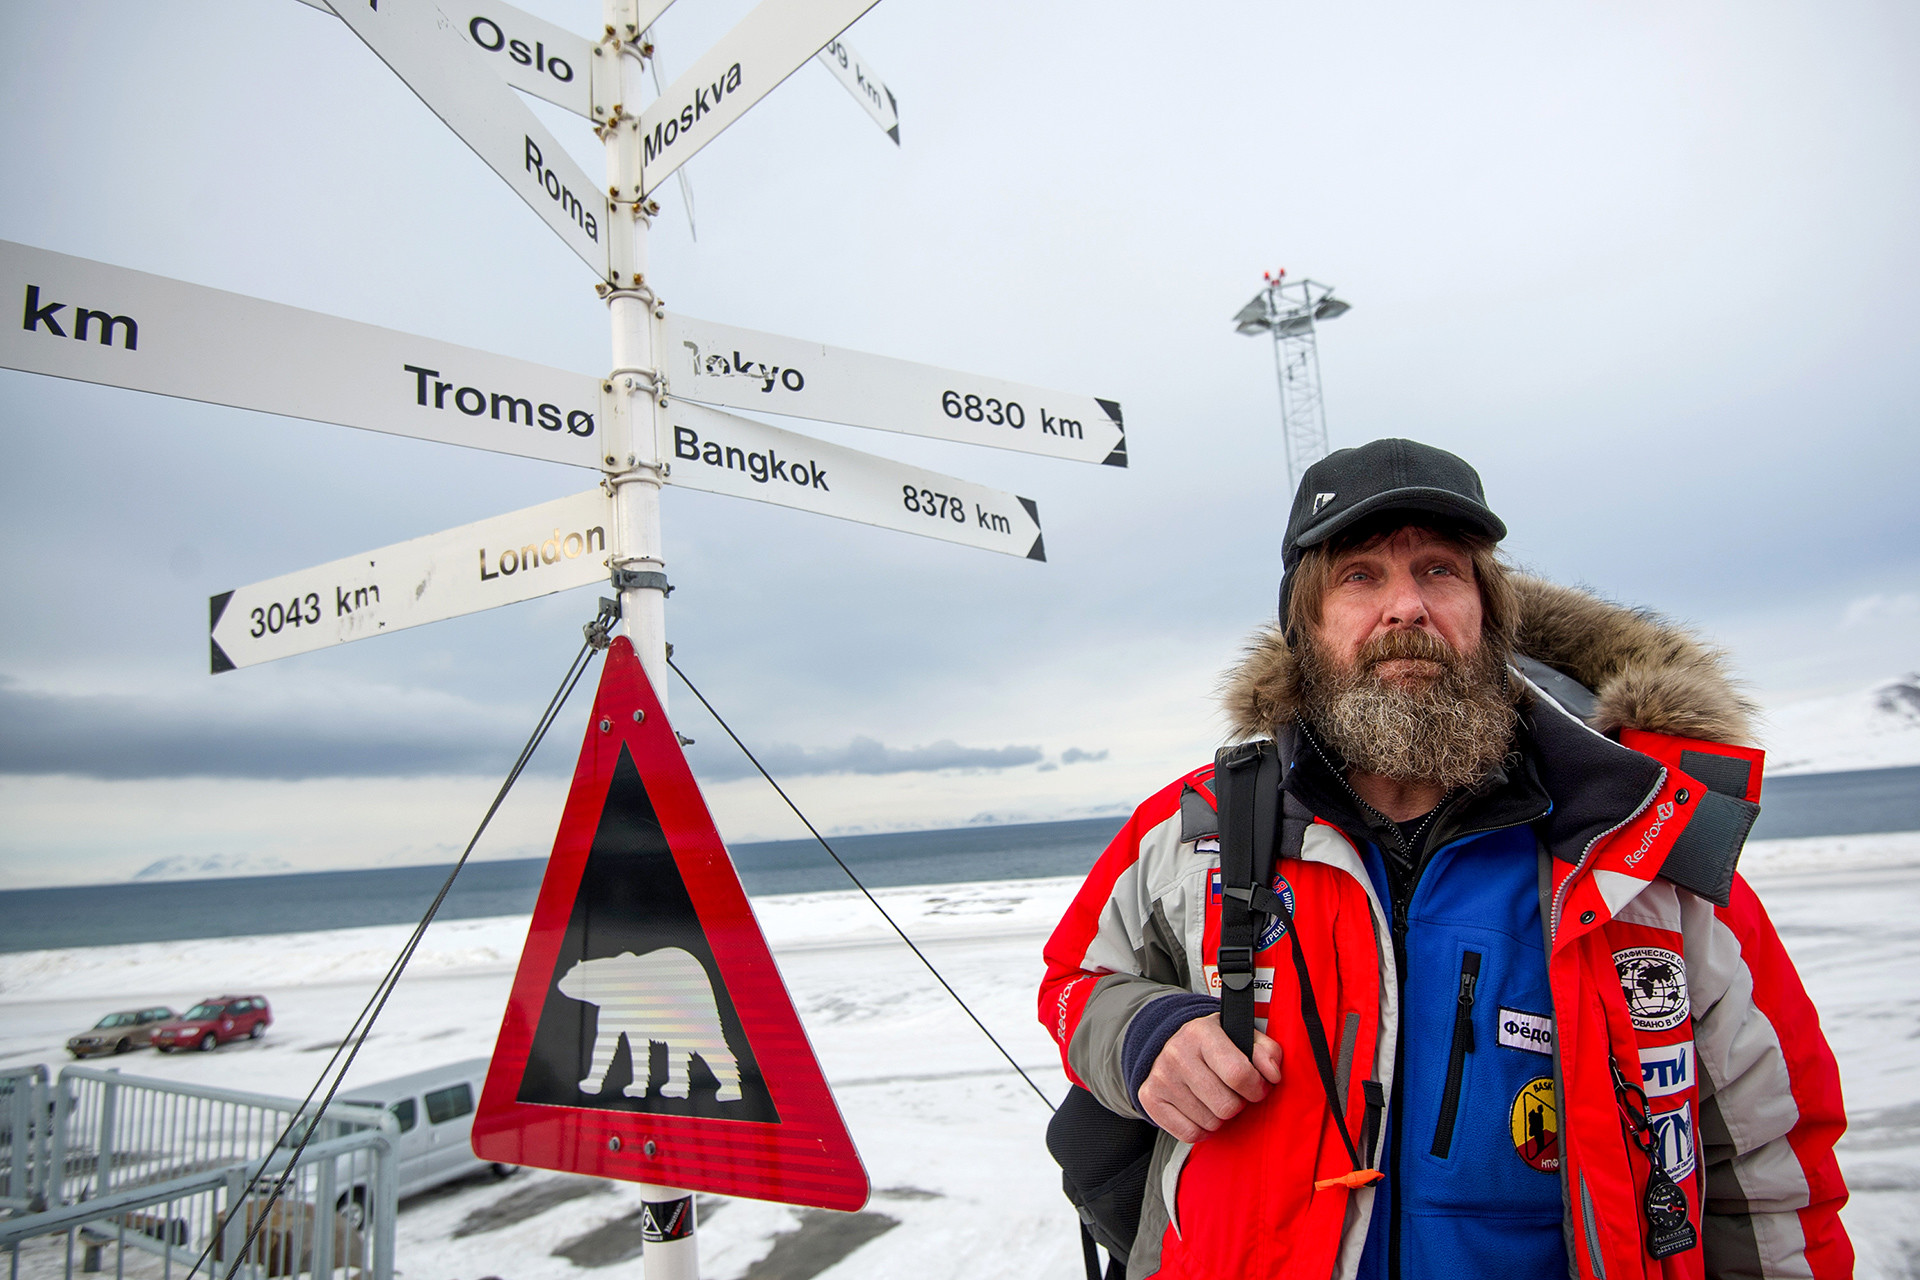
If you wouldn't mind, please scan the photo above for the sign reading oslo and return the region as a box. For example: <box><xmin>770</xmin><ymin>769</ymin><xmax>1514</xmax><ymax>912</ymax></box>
<box><xmin>209</xmin><ymin>489</ymin><xmax>610</xmax><ymax>671</ymax></box>
<box><xmin>663</xmin><ymin>400</ymin><xmax>1046</xmax><ymax>560</ymax></box>
<box><xmin>662</xmin><ymin>312</ymin><xmax>1126</xmax><ymax>467</ymax></box>
<box><xmin>474</xmin><ymin>638</ymin><xmax>867</xmax><ymax>1209</ymax></box>
<box><xmin>0</xmin><ymin>241</ymin><xmax>603</xmax><ymax>469</ymax></box>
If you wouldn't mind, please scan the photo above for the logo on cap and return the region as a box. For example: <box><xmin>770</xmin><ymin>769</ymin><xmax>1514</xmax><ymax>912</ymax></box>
<box><xmin>1312</xmin><ymin>492</ymin><xmax>1336</xmax><ymax>515</ymax></box>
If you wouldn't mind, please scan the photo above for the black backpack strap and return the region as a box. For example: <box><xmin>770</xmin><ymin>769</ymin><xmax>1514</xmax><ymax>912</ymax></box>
<box><xmin>1213</xmin><ymin>739</ymin><xmax>1382</xmax><ymax>1187</ymax></box>
<box><xmin>1213</xmin><ymin>741</ymin><xmax>1275</xmax><ymax>1056</ymax></box>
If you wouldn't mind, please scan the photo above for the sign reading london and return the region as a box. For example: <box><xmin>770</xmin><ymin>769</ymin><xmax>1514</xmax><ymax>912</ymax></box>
<box><xmin>1</xmin><ymin>241</ymin><xmax>602</xmax><ymax>468</ymax></box>
<box><xmin>662</xmin><ymin>313</ymin><xmax>1126</xmax><ymax>466</ymax></box>
<box><xmin>209</xmin><ymin>489</ymin><xmax>609</xmax><ymax>671</ymax></box>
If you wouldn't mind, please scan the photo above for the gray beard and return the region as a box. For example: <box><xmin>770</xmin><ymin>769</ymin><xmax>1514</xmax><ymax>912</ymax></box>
<box><xmin>1299</xmin><ymin>628</ymin><xmax>1518</xmax><ymax>791</ymax></box>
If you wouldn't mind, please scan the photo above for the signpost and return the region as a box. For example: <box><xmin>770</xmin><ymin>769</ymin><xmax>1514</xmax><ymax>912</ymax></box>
<box><xmin>209</xmin><ymin>489</ymin><xmax>611</xmax><ymax>672</ymax></box>
<box><xmin>324</xmin><ymin>0</ymin><xmax>623</xmax><ymax>282</ymax></box>
<box><xmin>623</xmin><ymin>0</ymin><xmax>883</xmax><ymax>199</ymax></box>
<box><xmin>10</xmin><ymin>3</ymin><xmax>1131</xmax><ymax>1275</ymax></box>
<box><xmin>663</xmin><ymin>400</ymin><xmax>1045</xmax><ymax>559</ymax></box>
<box><xmin>663</xmin><ymin>311</ymin><xmax>1127</xmax><ymax>466</ymax></box>
<box><xmin>0</xmin><ymin>240</ymin><xmax>604</xmax><ymax>469</ymax></box>
<box><xmin>474</xmin><ymin>638</ymin><xmax>868</xmax><ymax>1218</ymax></box>
<box><xmin>817</xmin><ymin>36</ymin><xmax>899</xmax><ymax>142</ymax></box>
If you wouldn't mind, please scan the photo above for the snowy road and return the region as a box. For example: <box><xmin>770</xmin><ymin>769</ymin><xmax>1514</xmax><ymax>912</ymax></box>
<box><xmin>3</xmin><ymin>834</ymin><xmax>1916</xmax><ymax>1279</ymax></box>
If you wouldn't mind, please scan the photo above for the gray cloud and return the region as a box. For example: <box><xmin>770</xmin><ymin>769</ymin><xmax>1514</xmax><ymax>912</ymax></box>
<box><xmin>688</xmin><ymin>735</ymin><xmax>1043</xmax><ymax>782</ymax></box>
<box><xmin>1060</xmin><ymin>748</ymin><xmax>1109</xmax><ymax>765</ymax></box>
<box><xmin>0</xmin><ymin>678</ymin><xmax>1046</xmax><ymax>785</ymax></box>
<box><xmin>0</xmin><ymin>677</ymin><xmax>536</xmax><ymax>780</ymax></box>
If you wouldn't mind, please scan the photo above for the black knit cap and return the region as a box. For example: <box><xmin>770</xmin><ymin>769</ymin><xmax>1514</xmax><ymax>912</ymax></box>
<box><xmin>1278</xmin><ymin>438</ymin><xmax>1506</xmax><ymax>626</ymax></box>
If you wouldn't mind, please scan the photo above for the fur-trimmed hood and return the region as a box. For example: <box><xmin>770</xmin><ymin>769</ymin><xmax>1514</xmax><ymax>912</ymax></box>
<box><xmin>1222</xmin><ymin>575</ymin><xmax>1758</xmax><ymax>747</ymax></box>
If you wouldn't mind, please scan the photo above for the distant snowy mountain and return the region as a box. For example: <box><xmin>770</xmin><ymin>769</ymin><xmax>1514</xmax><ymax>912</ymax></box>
<box><xmin>1762</xmin><ymin>673</ymin><xmax>1920</xmax><ymax>775</ymax></box>
<box><xmin>131</xmin><ymin>853</ymin><xmax>295</xmax><ymax>881</ymax></box>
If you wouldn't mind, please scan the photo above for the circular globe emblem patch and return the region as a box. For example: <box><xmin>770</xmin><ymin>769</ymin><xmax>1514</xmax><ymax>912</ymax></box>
<box><xmin>1510</xmin><ymin>1077</ymin><xmax>1561</xmax><ymax>1173</ymax></box>
<box><xmin>1614</xmin><ymin>946</ymin><xmax>1691</xmax><ymax>1032</ymax></box>
<box><xmin>1256</xmin><ymin>875</ymin><xmax>1297</xmax><ymax>950</ymax></box>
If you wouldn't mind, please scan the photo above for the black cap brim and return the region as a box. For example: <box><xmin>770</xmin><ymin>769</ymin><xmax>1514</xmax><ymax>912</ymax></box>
<box><xmin>1294</xmin><ymin>486</ymin><xmax>1507</xmax><ymax>549</ymax></box>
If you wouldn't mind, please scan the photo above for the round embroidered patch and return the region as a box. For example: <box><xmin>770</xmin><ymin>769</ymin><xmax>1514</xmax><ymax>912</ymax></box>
<box><xmin>1256</xmin><ymin>874</ymin><xmax>1297</xmax><ymax>950</ymax></box>
<box><xmin>1510</xmin><ymin>1076</ymin><xmax>1561</xmax><ymax>1173</ymax></box>
<box><xmin>1614</xmin><ymin>946</ymin><xmax>1691</xmax><ymax>1032</ymax></box>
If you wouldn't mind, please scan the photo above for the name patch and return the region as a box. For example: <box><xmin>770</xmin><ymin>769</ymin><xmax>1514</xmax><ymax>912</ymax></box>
<box><xmin>1639</xmin><ymin>1042</ymin><xmax>1695</xmax><ymax>1098</ymax></box>
<box><xmin>1498</xmin><ymin>1008</ymin><xmax>1555</xmax><ymax>1056</ymax></box>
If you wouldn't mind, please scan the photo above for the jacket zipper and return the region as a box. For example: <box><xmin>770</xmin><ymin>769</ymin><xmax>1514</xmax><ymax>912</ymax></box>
<box><xmin>1429</xmin><ymin>950</ymin><xmax>1482</xmax><ymax>1158</ymax></box>
<box><xmin>1546</xmin><ymin>768</ymin><xmax>1666</xmax><ymax>945</ymax></box>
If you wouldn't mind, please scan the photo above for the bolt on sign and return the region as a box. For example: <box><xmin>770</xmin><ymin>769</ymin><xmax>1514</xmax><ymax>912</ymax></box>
<box><xmin>473</xmin><ymin>638</ymin><xmax>867</xmax><ymax>1208</ymax></box>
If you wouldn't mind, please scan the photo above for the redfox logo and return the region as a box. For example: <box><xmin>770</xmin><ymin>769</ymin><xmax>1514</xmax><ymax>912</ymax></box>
<box><xmin>1625</xmin><ymin>799</ymin><xmax>1678</xmax><ymax>868</ymax></box>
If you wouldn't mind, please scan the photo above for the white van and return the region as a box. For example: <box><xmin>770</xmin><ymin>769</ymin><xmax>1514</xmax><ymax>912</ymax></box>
<box><xmin>326</xmin><ymin>1058</ymin><xmax>510</xmax><ymax>1223</ymax></box>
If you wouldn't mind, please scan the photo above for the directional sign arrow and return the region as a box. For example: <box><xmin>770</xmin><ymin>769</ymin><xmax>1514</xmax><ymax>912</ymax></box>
<box><xmin>292</xmin><ymin>0</ymin><xmax>600</xmax><ymax>119</ymax></box>
<box><xmin>0</xmin><ymin>240</ymin><xmax>604</xmax><ymax>468</ymax></box>
<box><xmin>209</xmin><ymin>488</ymin><xmax>611</xmax><ymax>672</ymax></box>
<box><xmin>324</xmin><ymin>0</ymin><xmax>621</xmax><ymax>281</ymax></box>
<box><xmin>662</xmin><ymin>401</ymin><xmax>1044</xmax><ymax>560</ymax></box>
<box><xmin>661</xmin><ymin>313</ymin><xmax>1126</xmax><ymax>467</ymax></box>
<box><xmin>625</xmin><ymin>0</ymin><xmax>883</xmax><ymax>200</ymax></box>
<box><xmin>817</xmin><ymin>36</ymin><xmax>898</xmax><ymax>143</ymax></box>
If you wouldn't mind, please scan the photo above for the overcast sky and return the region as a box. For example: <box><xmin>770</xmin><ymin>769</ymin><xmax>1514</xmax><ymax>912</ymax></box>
<box><xmin>2</xmin><ymin>0</ymin><xmax>1915</xmax><ymax>888</ymax></box>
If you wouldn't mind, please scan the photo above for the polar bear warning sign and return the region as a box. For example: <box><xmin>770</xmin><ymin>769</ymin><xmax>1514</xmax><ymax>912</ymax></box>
<box><xmin>473</xmin><ymin>636</ymin><xmax>866</xmax><ymax>1210</ymax></box>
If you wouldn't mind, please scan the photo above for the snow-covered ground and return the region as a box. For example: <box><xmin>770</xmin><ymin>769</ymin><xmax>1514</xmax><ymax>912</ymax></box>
<box><xmin>4</xmin><ymin>838</ymin><xmax>1919</xmax><ymax>1279</ymax></box>
<box><xmin>1763</xmin><ymin>672</ymin><xmax>1920</xmax><ymax>774</ymax></box>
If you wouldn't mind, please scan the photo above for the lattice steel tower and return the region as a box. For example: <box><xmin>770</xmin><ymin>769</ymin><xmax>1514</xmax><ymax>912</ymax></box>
<box><xmin>1232</xmin><ymin>270</ymin><xmax>1351</xmax><ymax>487</ymax></box>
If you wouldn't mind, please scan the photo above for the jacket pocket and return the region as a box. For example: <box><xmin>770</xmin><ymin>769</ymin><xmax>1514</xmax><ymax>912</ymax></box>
<box><xmin>1429</xmin><ymin>949</ymin><xmax>1482</xmax><ymax>1159</ymax></box>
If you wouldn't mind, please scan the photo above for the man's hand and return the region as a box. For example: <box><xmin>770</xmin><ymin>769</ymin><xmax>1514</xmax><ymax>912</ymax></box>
<box><xmin>1137</xmin><ymin>1013</ymin><xmax>1282</xmax><ymax>1143</ymax></box>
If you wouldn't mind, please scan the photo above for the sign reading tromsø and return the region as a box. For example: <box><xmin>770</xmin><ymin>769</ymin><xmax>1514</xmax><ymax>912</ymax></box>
<box><xmin>474</xmin><ymin>637</ymin><xmax>868</xmax><ymax>1209</ymax></box>
<box><xmin>325</xmin><ymin>0</ymin><xmax>620</xmax><ymax>282</ymax></box>
<box><xmin>0</xmin><ymin>241</ymin><xmax>603</xmax><ymax>468</ymax></box>
<box><xmin>210</xmin><ymin>488</ymin><xmax>610</xmax><ymax>671</ymax></box>
<box><xmin>662</xmin><ymin>400</ymin><xmax>1045</xmax><ymax>560</ymax></box>
<box><xmin>662</xmin><ymin>313</ymin><xmax>1126</xmax><ymax>467</ymax></box>
<box><xmin>626</xmin><ymin>0</ymin><xmax>882</xmax><ymax>200</ymax></box>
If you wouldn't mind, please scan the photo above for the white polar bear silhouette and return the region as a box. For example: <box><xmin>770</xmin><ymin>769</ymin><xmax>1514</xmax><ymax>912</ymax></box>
<box><xmin>556</xmin><ymin>947</ymin><xmax>743</xmax><ymax>1102</ymax></box>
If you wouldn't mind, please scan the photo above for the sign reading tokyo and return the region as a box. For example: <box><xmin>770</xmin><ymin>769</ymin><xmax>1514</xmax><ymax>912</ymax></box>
<box><xmin>325</xmin><ymin>0</ymin><xmax>620</xmax><ymax>282</ymax></box>
<box><xmin>0</xmin><ymin>242</ymin><xmax>602</xmax><ymax>469</ymax></box>
<box><xmin>209</xmin><ymin>489</ymin><xmax>609</xmax><ymax>671</ymax></box>
<box><xmin>662</xmin><ymin>313</ymin><xmax>1126</xmax><ymax>467</ymax></box>
<box><xmin>662</xmin><ymin>400</ymin><xmax>1046</xmax><ymax>560</ymax></box>
<box><xmin>626</xmin><ymin>0</ymin><xmax>883</xmax><ymax>199</ymax></box>
<box><xmin>474</xmin><ymin>638</ymin><xmax>867</xmax><ymax>1209</ymax></box>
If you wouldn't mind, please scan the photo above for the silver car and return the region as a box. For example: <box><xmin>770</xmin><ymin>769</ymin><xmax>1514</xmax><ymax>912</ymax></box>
<box><xmin>66</xmin><ymin>1007</ymin><xmax>176</xmax><ymax>1057</ymax></box>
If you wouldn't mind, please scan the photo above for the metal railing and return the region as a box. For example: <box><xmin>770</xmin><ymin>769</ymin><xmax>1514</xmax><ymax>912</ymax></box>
<box><xmin>3</xmin><ymin>1066</ymin><xmax>396</xmax><ymax>1280</ymax></box>
<box><xmin>1</xmin><ymin>1066</ymin><xmax>51</xmax><ymax>1213</ymax></box>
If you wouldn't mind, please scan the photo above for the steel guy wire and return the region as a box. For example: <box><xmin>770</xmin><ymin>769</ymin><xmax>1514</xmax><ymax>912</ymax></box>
<box><xmin>192</xmin><ymin>633</ymin><xmax>601</xmax><ymax>1280</ymax></box>
<box><xmin>665</xmin><ymin>652</ymin><xmax>1058</xmax><ymax>1114</ymax></box>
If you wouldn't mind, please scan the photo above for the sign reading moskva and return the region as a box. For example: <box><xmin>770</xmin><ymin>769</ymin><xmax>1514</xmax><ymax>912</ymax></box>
<box><xmin>661</xmin><ymin>313</ymin><xmax>1126</xmax><ymax>466</ymax></box>
<box><xmin>661</xmin><ymin>401</ymin><xmax>1044</xmax><ymax>560</ymax></box>
<box><xmin>324</xmin><ymin>0</ymin><xmax>618</xmax><ymax>281</ymax></box>
<box><xmin>209</xmin><ymin>488</ymin><xmax>611</xmax><ymax>671</ymax></box>
<box><xmin>626</xmin><ymin>0</ymin><xmax>882</xmax><ymax>199</ymax></box>
<box><xmin>0</xmin><ymin>241</ymin><xmax>603</xmax><ymax>468</ymax></box>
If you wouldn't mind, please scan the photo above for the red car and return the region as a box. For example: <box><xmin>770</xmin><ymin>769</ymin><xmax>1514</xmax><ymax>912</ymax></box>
<box><xmin>152</xmin><ymin>995</ymin><xmax>272</xmax><ymax>1052</ymax></box>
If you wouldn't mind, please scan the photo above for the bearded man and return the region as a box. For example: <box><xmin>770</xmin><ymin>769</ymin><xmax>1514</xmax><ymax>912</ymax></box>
<box><xmin>1040</xmin><ymin>439</ymin><xmax>1851</xmax><ymax>1280</ymax></box>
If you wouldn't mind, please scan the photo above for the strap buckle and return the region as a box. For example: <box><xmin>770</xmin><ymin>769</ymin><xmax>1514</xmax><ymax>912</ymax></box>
<box><xmin>1217</xmin><ymin>945</ymin><xmax>1254</xmax><ymax>990</ymax></box>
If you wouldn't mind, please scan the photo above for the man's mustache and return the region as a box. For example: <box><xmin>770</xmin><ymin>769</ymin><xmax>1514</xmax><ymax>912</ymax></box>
<box><xmin>1356</xmin><ymin>629</ymin><xmax>1460</xmax><ymax>671</ymax></box>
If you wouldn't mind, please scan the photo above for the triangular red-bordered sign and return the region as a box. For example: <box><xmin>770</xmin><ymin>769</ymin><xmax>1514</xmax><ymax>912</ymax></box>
<box><xmin>473</xmin><ymin>637</ymin><xmax>867</xmax><ymax>1210</ymax></box>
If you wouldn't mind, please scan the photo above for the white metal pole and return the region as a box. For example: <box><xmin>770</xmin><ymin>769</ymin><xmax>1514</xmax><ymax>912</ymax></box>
<box><xmin>603</xmin><ymin>16</ymin><xmax>669</xmax><ymax>703</ymax></box>
<box><xmin>602</xmin><ymin>14</ymin><xmax>698</xmax><ymax>1279</ymax></box>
